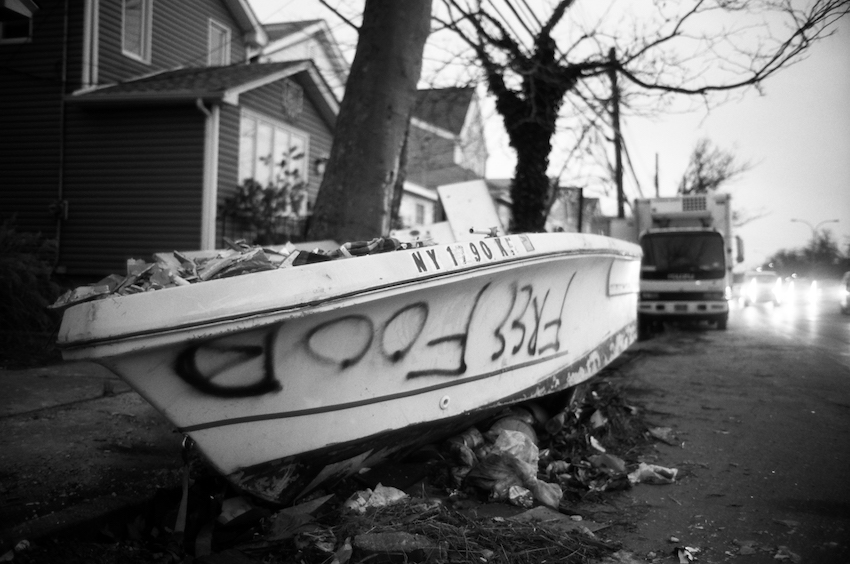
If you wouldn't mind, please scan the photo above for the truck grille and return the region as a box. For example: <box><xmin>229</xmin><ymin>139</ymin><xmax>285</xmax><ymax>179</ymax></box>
<box><xmin>641</xmin><ymin>292</ymin><xmax>726</xmax><ymax>301</ymax></box>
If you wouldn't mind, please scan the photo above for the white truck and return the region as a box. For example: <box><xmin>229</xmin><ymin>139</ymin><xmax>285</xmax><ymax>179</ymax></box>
<box><xmin>610</xmin><ymin>193</ymin><xmax>743</xmax><ymax>334</ymax></box>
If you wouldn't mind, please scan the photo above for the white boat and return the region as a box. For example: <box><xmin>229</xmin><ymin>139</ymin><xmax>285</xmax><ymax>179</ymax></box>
<box><xmin>58</xmin><ymin>230</ymin><xmax>640</xmax><ymax>505</ymax></box>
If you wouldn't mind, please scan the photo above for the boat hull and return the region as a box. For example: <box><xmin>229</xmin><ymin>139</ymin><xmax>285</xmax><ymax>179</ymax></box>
<box><xmin>59</xmin><ymin>233</ymin><xmax>640</xmax><ymax>505</ymax></box>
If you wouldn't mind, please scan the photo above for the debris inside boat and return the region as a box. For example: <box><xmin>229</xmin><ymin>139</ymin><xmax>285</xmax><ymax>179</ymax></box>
<box><xmin>50</xmin><ymin>236</ymin><xmax>417</xmax><ymax>309</ymax></box>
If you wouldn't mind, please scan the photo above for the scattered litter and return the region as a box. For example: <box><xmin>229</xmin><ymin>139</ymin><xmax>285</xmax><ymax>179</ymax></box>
<box><xmin>590</xmin><ymin>436</ymin><xmax>607</xmax><ymax>452</ymax></box>
<box><xmin>588</xmin><ymin>453</ymin><xmax>627</xmax><ymax>474</ymax></box>
<box><xmin>590</xmin><ymin>409</ymin><xmax>608</xmax><ymax>429</ymax></box>
<box><xmin>648</xmin><ymin>426</ymin><xmax>677</xmax><ymax>445</ymax></box>
<box><xmin>674</xmin><ymin>545</ymin><xmax>700</xmax><ymax>563</ymax></box>
<box><xmin>737</xmin><ymin>541</ymin><xmax>758</xmax><ymax>555</ymax></box>
<box><xmin>508</xmin><ymin>505</ymin><xmax>607</xmax><ymax>536</ymax></box>
<box><xmin>773</xmin><ymin>546</ymin><xmax>801</xmax><ymax>562</ymax></box>
<box><xmin>596</xmin><ymin>550</ymin><xmax>648</xmax><ymax>564</ymax></box>
<box><xmin>508</xmin><ymin>485</ymin><xmax>534</xmax><ymax>508</ymax></box>
<box><xmin>628</xmin><ymin>462</ymin><xmax>678</xmax><ymax>485</ymax></box>
<box><xmin>343</xmin><ymin>483</ymin><xmax>408</xmax><ymax>514</ymax></box>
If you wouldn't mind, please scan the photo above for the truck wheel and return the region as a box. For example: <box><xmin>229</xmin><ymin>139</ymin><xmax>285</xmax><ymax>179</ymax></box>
<box><xmin>638</xmin><ymin>316</ymin><xmax>653</xmax><ymax>340</ymax></box>
<box><xmin>717</xmin><ymin>316</ymin><xmax>728</xmax><ymax>330</ymax></box>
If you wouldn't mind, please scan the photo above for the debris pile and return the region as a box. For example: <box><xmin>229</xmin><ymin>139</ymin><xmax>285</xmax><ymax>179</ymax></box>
<box><xmin>2</xmin><ymin>379</ymin><xmax>676</xmax><ymax>563</ymax></box>
<box><xmin>50</xmin><ymin>237</ymin><xmax>423</xmax><ymax>309</ymax></box>
<box><xmin>439</xmin><ymin>379</ymin><xmax>680</xmax><ymax>513</ymax></box>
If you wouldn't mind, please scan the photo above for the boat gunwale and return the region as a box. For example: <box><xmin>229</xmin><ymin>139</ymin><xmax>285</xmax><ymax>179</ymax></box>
<box><xmin>59</xmin><ymin>242</ymin><xmax>640</xmax><ymax>352</ymax></box>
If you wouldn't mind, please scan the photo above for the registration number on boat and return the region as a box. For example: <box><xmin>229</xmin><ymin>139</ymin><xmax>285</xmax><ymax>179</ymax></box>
<box><xmin>410</xmin><ymin>235</ymin><xmax>534</xmax><ymax>274</ymax></box>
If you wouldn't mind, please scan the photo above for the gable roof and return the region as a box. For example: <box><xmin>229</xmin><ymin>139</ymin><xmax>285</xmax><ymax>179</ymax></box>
<box><xmin>222</xmin><ymin>0</ymin><xmax>268</xmax><ymax>48</ymax></box>
<box><xmin>260</xmin><ymin>19</ymin><xmax>349</xmax><ymax>100</ymax></box>
<box><xmin>69</xmin><ymin>61</ymin><xmax>338</xmax><ymax>125</ymax></box>
<box><xmin>412</xmin><ymin>87</ymin><xmax>475</xmax><ymax>136</ymax></box>
<box><xmin>264</xmin><ymin>19</ymin><xmax>325</xmax><ymax>42</ymax></box>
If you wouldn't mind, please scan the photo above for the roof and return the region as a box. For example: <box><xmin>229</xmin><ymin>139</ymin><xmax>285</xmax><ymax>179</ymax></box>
<box><xmin>260</xmin><ymin>19</ymin><xmax>349</xmax><ymax>101</ymax></box>
<box><xmin>485</xmin><ymin>179</ymin><xmax>513</xmax><ymax>204</ymax></box>
<box><xmin>264</xmin><ymin>20</ymin><xmax>325</xmax><ymax>43</ymax></box>
<box><xmin>68</xmin><ymin>61</ymin><xmax>338</xmax><ymax>125</ymax></box>
<box><xmin>413</xmin><ymin>87</ymin><xmax>475</xmax><ymax>136</ymax></box>
<box><xmin>222</xmin><ymin>0</ymin><xmax>267</xmax><ymax>48</ymax></box>
<box><xmin>407</xmin><ymin>164</ymin><xmax>482</xmax><ymax>191</ymax></box>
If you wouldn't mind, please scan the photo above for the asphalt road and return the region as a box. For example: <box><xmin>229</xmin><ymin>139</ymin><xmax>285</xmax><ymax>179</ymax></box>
<box><xmin>598</xmin><ymin>289</ymin><xmax>850</xmax><ymax>563</ymax></box>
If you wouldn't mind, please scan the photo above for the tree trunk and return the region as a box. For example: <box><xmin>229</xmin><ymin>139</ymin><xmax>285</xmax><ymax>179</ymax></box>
<box><xmin>306</xmin><ymin>0</ymin><xmax>432</xmax><ymax>243</ymax></box>
<box><xmin>509</xmin><ymin>121</ymin><xmax>555</xmax><ymax>233</ymax></box>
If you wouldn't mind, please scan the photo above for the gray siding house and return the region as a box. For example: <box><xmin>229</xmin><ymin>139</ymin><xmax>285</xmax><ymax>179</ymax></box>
<box><xmin>1</xmin><ymin>0</ymin><xmax>337</xmax><ymax>277</ymax></box>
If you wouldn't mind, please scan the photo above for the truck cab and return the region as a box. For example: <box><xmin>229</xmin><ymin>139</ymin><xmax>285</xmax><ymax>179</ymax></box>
<box><xmin>629</xmin><ymin>194</ymin><xmax>743</xmax><ymax>334</ymax></box>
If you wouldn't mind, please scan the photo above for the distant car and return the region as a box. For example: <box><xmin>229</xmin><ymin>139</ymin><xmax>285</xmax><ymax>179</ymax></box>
<box><xmin>743</xmin><ymin>271</ymin><xmax>783</xmax><ymax>306</ymax></box>
<box><xmin>784</xmin><ymin>274</ymin><xmax>821</xmax><ymax>305</ymax></box>
<box><xmin>840</xmin><ymin>271</ymin><xmax>850</xmax><ymax>314</ymax></box>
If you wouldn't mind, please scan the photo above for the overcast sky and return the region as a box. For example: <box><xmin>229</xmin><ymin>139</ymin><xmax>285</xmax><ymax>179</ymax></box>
<box><xmin>249</xmin><ymin>1</ymin><xmax>849</xmax><ymax>269</ymax></box>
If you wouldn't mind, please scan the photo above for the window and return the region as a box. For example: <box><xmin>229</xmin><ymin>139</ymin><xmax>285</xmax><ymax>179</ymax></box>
<box><xmin>640</xmin><ymin>232</ymin><xmax>726</xmax><ymax>280</ymax></box>
<box><xmin>415</xmin><ymin>203</ymin><xmax>425</xmax><ymax>226</ymax></box>
<box><xmin>122</xmin><ymin>0</ymin><xmax>152</xmax><ymax>63</ymax></box>
<box><xmin>239</xmin><ymin>112</ymin><xmax>310</xmax><ymax>216</ymax></box>
<box><xmin>0</xmin><ymin>0</ymin><xmax>37</xmax><ymax>43</ymax></box>
<box><xmin>208</xmin><ymin>19</ymin><xmax>230</xmax><ymax>66</ymax></box>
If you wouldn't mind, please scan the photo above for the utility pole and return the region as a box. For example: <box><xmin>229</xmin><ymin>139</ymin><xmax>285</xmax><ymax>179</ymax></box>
<box><xmin>655</xmin><ymin>153</ymin><xmax>660</xmax><ymax>197</ymax></box>
<box><xmin>608</xmin><ymin>48</ymin><xmax>624</xmax><ymax>218</ymax></box>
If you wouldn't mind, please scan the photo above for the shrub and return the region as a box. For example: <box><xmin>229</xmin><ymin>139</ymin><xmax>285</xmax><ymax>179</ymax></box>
<box><xmin>0</xmin><ymin>218</ymin><xmax>64</xmax><ymax>367</ymax></box>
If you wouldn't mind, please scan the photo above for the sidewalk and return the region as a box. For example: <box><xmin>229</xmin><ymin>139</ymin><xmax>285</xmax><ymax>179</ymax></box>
<box><xmin>0</xmin><ymin>360</ymin><xmax>184</xmax><ymax>553</ymax></box>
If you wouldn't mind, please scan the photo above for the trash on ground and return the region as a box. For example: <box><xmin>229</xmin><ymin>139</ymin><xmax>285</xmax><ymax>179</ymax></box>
<box><xmin>674</xmin><ymin>545</ymin><xmax>700</xmax><ymax>563</ymax></box>
<box><xmin>628</xmin><ymin>462</ymin><xmax>678</xmax><ymax>485</ymax></box>
<box><xmin>648</xmin><ymin>426</ymin><xmax>677</xmax><ymax>445</ymax></box>
<box><xmin>508</xmin><ymin>505</ymin><xmax>608</xmax><ymax>536</ymax></box>
<box><xmin>588</xmin><ymin>453</ymin><xmax>627</xmax><ymax>474</ymax></box>
<box><xmin>773</xmin><ymin>546</ymin><xmax>802</xmax><ymax>562</ymax></box>
<box><xmin>343</xmin><ymin>483</ymin><xmax>408</xmax><ymax>514</ymax></box>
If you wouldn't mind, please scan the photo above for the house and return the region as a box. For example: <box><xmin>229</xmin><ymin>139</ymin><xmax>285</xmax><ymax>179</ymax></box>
<box><xmin>0</xmin><ymin>0</ymin><xmax>337</xmax><ymax>277</ymax></box>
<box><xmin>255</xmin><ymin>21</ymin><xmax>489</xmax><ymax>231</ymax></box>
<box><xmin>398</xmin><ymin>87</ymin><xmax>489</xmax><ymax>229</ymax></box>
<box><xmin>257</xmin><ymin>19</ymin><xmax>348</xmax><ymax>102</ymax></box>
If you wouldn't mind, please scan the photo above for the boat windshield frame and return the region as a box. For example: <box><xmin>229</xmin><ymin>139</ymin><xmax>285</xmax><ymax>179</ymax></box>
<box><xmin>640</xmin><ymin>231</ymin><xmax>726</xmax><ymax>280</ymax></box>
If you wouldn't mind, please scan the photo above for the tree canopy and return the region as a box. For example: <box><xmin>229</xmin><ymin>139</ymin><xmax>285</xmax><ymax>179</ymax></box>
<box><xmin>430</xmin><ymin>0</ymin><xmax>849</xmax><ymax>232</ymax></box>
<box><xmin>307</xmin><ymin>0</ymin><xmax>848</xmax><ymax>239</ymax></box>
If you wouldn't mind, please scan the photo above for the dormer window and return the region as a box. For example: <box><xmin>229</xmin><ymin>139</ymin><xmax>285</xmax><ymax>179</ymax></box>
<box><xmin>122</xmin><ymin>0</ymin><xmax>152</xmax><ymax>63</ymax></box>
<box><xmin>0</xmin><ymin>0</ymin><xmax>38</xmax><ymax>43</ymax></box>
<box><xmin>208</xmin><ymin>19</ymin><xmax>231</xmax><ymax>66</ymax></box>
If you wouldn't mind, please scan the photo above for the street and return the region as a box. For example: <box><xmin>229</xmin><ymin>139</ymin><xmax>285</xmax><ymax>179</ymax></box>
<box><xmin>736</xmin><ymin>280</ymin><xmax>850</xmax><ymax>370</ymax></box>
<box><xmin>597</xmin><ymin>283</ymin><xmax>850</xmax><ymax>563</ymax></box>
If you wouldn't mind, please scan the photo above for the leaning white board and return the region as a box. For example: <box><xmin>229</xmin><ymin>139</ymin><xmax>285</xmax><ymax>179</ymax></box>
<box><xmin>438</xmin><ymin>180</ymin><xmax>505</xmax><ymax>242</ymax></box>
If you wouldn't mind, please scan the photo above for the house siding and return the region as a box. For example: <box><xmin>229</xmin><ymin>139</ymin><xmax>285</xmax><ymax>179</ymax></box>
<box><xmin>59</xmin><ymin>103</ymin><xmax>206</xmax><ymax>275</ymax></box>
<box><xmin>96</xmin><ymin>0</ymin><xmax>249</xmax><ymax>85</ymax></box>
<box><xmin>408</xmin><ymin>127</ymin><xmax>456</xmax><ymax>173</ymax></box>
<box><xmin>3</xmin><ymin>1</ymin><xmax>341</xmax><ymax>278</ymax></box>
<box><xmin>0</xmin><ymin>0</ymin><xmax>87</xmax><ymax>236</ymax></box>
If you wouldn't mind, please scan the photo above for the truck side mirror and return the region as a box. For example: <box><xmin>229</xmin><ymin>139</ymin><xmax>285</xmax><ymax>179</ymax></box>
<box><xmin>735</xmin><ymin>236</ymin><xmax>745</xmax><ymax>263</ymax></box>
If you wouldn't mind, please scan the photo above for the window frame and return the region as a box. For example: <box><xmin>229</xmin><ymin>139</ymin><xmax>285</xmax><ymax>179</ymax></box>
<box><xmin>0</xmin><ymin>5</ymin><xmax>35</xmax><ymax>44</ymax></box>
<box><xmin>121</xmin><ymin>0</ymin><xmax>152</xmax><ymax>64</ymax></box>
<box><xmin>207</xmin><ymin>18</ymin><xmax>231</xmax><ymax>67</ymax></box>
<box><xmin>238</xmin><ymin>110</ymin><xmax>311</xmax><ymax>216</ymax></box>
